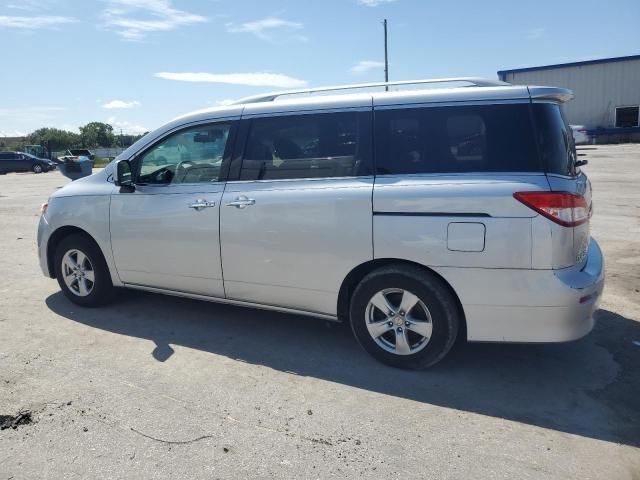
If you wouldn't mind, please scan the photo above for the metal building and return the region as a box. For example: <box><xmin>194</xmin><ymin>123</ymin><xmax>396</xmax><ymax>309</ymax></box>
<box><xmin>498</xmin><ymin>55</ymin><xmax>640</xmax><ymax>143</ymax></box>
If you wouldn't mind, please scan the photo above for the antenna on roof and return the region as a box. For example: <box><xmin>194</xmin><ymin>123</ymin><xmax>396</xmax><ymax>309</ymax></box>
<box><xmin>383</xmin><ymin>19</ymin><xmax>389</xmax><ymax>91</ymax></box>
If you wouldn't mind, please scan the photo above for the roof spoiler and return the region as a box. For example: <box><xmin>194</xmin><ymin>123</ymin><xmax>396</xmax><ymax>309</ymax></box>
<box><xmin>527</xmin><ymin>86</ymin><xmax>574</xmax><ymax>103</ymax></box>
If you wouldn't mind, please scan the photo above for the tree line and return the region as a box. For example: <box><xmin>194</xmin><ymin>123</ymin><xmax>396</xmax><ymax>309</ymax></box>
<box><xmin>0</xmin><ymin>122</ymin><xmax>147</xmax><ymax>152</ymax></box>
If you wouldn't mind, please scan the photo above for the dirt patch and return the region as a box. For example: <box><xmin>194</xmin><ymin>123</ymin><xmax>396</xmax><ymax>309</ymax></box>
<box><xmin>0</xmin><ymin>411</ymin><xmax>33</xmax><ymax>430</ymax></box>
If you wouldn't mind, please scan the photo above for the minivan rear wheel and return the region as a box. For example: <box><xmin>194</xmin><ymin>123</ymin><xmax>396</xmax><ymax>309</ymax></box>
<box><xmin>54</xmin><ymin>233</ymin><xmax>114</xmax><ymax>307</ymax></box>
<box><xmin>350</xmin><ymin>265</ymin><xmax>459</xmax><ymax>369</ymax></box>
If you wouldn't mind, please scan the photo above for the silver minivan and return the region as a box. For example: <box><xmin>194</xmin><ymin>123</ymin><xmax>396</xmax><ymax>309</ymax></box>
<box><xmin>37</xmin><ymin>78</ymin><xmax>604</xmax><ymax>369</ymax></box>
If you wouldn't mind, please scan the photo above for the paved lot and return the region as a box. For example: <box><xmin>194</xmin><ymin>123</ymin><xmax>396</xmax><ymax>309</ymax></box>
<box><xmin>1</xmin><ymin>145</ymin><xmax>639</xmax><ymax>479</ymax></box>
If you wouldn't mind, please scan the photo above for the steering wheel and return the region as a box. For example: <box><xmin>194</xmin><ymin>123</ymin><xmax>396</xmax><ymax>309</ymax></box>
<box><xmin>174</xmin><ymin>160</ymin><xmax>195</xmax><ymax>183</ymax></box>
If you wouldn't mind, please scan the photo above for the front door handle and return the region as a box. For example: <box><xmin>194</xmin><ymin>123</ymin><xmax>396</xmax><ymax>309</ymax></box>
<box><xmin>226</xmin><ymin>196</ymin><xmax>256</xmax><ymax>209</ymax></box>
<box><xmin>188</xmin><ymin>199</ymin><xmax>216</xmax><ymax>211</ymax></box>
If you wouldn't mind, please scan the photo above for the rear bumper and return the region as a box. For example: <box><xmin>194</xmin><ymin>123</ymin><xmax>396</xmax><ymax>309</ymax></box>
<box><xmin>434</xmin><ymin>239</ymin><xmax>605</xmax><ymax>342</ymax></box>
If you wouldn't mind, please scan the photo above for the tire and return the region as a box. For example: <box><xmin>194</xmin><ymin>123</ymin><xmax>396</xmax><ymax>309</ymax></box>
<box><xmin>32</xmin><ymin>164</ymin><xmax>43</xmax><ymax>174</ymax></box>
<box><xmin>350</xmin><ymin>265</ymin><xmax>460</xmax><ymax>369</ymax></box>
<box><xmin>54</xmin><ymin>233</ymin><xmax>114</xmax><ymax>307</ymax></box>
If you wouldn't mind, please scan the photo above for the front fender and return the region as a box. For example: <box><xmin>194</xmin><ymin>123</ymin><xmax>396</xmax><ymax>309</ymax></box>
<box><xmin>41</xmin><ymin>195</ymin><xmax>122</xmax><ymax>287</ymax></box>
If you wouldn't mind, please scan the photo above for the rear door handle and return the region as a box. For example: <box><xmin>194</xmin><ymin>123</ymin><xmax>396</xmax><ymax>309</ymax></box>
<box><xmin>226</xmin><ymin>196</ymin><xmax>256</xmax><ymax>209</ymax></box>
<box><xmin>188</xmin><ymin>199</ymin><xmax>216</xmax><ymax>211</ymax></box>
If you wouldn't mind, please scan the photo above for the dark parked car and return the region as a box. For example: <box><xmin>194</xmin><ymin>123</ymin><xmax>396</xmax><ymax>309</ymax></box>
<box><xmin>0</xmin><ymin>151</ymin><xmax>57</xmax><ymax>174</ymax></box>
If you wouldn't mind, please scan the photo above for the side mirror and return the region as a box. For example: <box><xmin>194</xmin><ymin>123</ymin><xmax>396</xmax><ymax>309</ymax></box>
<box><xmin>115</xmin><ymin>159</ymin><xmax>134</xmax><ymax>188</ymax></box>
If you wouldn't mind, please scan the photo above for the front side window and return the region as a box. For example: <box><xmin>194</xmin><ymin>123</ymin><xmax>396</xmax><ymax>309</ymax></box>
<box><xmin>375</xmin><ymin>103</ymin><xmax>539</xmax><ymax>175</ymax></box>
<box><xmin>240</xmin><ymin>111</ymin><xmax>371</xmax><ymax>180</ymax></box>
<box><xmin>137</xmin><ymin>123</ymin><xmax>231</xmax><ymax>185</ymax></box>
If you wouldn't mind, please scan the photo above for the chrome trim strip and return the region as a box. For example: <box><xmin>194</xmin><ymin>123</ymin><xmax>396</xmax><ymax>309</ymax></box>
<box><xmin>225</xmin><ymin>175</ymin><xmax>373</xmax><ymax>185</ymax></box>
<box><xmin>373</xmin><ymin>211</ymin><xmax>491</xmax><ymax>218</ymax></box>
<box><xmin>123</xmin><ymin>283</ymin><xmax>339</xmax><ymax>321</ymax></box>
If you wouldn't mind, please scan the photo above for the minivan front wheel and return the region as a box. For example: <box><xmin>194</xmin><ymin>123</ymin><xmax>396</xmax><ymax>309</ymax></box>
<box><xmin>32</xmin><ymin>164</ymin><xmax>43</xmax><ymax>173</ymax></box>
<box><xmin>350</xmin><ymin>265</ymin><xmax>460</xmax><ymax>369</ymax></box>
<box><xmin>54</xmin><ymin>233</ymin><xmax>114</xmax><ymax>307</ymax></box>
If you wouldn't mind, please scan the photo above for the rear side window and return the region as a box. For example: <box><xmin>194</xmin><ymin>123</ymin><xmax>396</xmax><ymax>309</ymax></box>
<box><xmin>532</xmin><ymin>103</ymin><xmax>576</xmax><ymax>176</ymax></box>
<box><xmin>240</xmin><ymin>111</ymin><xmax>372</xmax><ymax>180</ymax></box>
<box><xmin>374</xmin><ymin>103</ymin><xmax>540</xmax><ymax>175</ymax></box>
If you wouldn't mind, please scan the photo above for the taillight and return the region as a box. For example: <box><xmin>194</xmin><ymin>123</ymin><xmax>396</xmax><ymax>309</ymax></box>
<box><xmin>514</xmin><ymin>191</ymin><xmax>590</xmax><ymax>227</ymax></box>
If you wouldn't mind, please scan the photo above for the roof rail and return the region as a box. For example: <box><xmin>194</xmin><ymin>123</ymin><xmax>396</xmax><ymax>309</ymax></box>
<box><xmin>231</xmin><ymin>77</ymin><xmax>510</xmax><ymax>105</ymax></box>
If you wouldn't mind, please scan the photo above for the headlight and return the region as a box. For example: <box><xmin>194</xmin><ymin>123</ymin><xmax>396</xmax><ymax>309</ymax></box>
<box><xmin>40</xmin><ymin>202</ymin><xmax>48</xmax><ymax>215</ymax></box>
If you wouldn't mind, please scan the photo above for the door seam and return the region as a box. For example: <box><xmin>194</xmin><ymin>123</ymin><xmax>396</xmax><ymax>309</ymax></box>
<box><xmin>219</xmin><ymin>181</ymin><xmax>228</xmax><ymax>298</ymax></box>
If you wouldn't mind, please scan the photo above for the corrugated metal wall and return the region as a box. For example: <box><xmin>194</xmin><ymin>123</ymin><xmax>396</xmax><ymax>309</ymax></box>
<box><xmin>502</xmin><ymin>59</ymin><xmax>640</xmax><ymax>128</ymax></box>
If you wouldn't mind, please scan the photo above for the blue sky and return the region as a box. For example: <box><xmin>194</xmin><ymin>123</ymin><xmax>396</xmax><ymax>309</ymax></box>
<box><xmin>1</xmin><ymin>0</ymin><xmax>639</xmax><ymax>136</ymax></box>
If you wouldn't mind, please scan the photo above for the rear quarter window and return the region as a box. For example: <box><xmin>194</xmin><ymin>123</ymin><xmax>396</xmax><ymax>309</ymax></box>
<box><xmin>531</xmin><ymin>103</ymin><xmax>576</xmax><ymax>176</ymax></box>
<box><xmin>374</xmin><ymin>103</ymin><xmax>540</xmax><ymax>175</ymax></box>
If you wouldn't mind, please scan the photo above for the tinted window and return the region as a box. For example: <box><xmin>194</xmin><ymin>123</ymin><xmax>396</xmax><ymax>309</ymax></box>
<box><xmin>532</xmin><ymin>103</ymin><xmax>576</xmax><ymax>176</ymax></box>
<box><xmin>137</xmin><ymin>123</ymin><xmax>231</xmax><ymax>185</ymax></box>
<box><xmin>375</xmin><ymin>104</ymin><xmax>539</xmax><ymax>175</ymax></box>
<box><xmin>240</xmin><ymin>111</ymin><xmax>372</xmax><ymax>180</ymax></box>
<box><xmin>615</xmin><ymin>106</ymin><xmax>639</xmax><ymax>128</ymax></box>
<box><xmin>0</xmin><ymin>153</ymin><xmax>10</xmax><ymax>160</ymax></box>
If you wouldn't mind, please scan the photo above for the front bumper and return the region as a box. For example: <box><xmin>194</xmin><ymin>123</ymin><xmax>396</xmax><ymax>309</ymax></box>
<box><xmin>37</xmin><ymin>214</ymin><xmax>53</xmax><ymax>277</ymax></box>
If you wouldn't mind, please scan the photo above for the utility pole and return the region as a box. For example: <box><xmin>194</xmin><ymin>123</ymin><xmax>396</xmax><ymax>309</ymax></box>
<box><xmin>383</xmin><ymin>19</ymin><xmax>389</xmax><ymax>91</ymax></box>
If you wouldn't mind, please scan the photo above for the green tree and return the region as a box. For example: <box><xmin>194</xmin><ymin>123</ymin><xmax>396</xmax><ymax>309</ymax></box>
<box><xmin>26</xmin><ymin>128</ymin><xmax>80</xmax><ymax>151</ymax></box>
<box><xmin>79</xmin><ymin>122</ymin><xmax>115</xmax><ymax>148</ymax></box>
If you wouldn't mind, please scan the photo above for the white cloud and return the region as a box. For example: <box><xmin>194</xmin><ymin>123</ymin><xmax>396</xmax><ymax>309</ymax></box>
<box><xmin>6</xmin><ymin>1</ymin><xmax>56</xmax><ymax>12</ymax></box>
<box><xmin>350</xmin><ymin>60</ymin><xmax>385</xmax><ymax>74</ymax></box>
<box><xmin>102</xmin><ymin>0</ymin><xmax>207</xmax><ymax>40</ymax></box>
<box><xmin>0</xmin><ymin>15</ymin><xmax>77</xmax><ymax>29</ymax></box>
<box><xmin>155</xmin><ymin>72</ymin><xmax>308</xmax><ymax>89</ymax></box>
<box><xmin>357</xmin><ymin>0</ymin><xmax>398</xmax><ymax>6</ymax></box>
<box><xmin>226</xmin><ymin>17</ymin><xmax>305</xmax><ymax>41</ymax></box>
<box><xmin>102</xmin><ymin>100</ymin><xmax>141</xmax><ymax>109</ymax></box>
<box><xmin>0</xmin><ymin>129</ymin><xmax>27</xmax><ymax>137</ymax></box>
<box><xmin>527</xmin><ymin>27</ymin><xmax>546</xmax><ymax>40</ymax></box>
<box><xmin>107</xmin><ymin>116</ymin><xmax>148</xmax><ymax>135</ymax></box>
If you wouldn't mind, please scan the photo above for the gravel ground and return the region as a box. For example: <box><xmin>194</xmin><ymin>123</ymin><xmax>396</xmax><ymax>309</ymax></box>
<box><xmin>0</xmin><ymin>145</ymin><xmax>639</xmax><ymax>479</ymax></box>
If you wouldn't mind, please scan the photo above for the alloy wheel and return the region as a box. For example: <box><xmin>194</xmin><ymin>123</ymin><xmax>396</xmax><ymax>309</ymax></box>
<box><xmin>365</xmin><ymin>288</ymin><xmax>433</xmax><ymax>355</ymax></box>
<box><xmin>61</xmin><ymin>249</ymin><xmax>95</xmax><ymax>297</ymax></box>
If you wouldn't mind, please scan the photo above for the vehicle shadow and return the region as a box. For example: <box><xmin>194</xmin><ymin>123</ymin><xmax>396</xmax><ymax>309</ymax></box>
<box><xmin>45</xmin><ymin>290</ymin><xmax>640</xmax><ymax>447</ymax></box>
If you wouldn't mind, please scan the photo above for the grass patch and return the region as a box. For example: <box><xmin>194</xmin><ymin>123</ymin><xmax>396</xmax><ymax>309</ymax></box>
<box><xmin>92</xmin><ymin>156</ymin><xmax>111</xmax><ymax>168</ymax></box>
